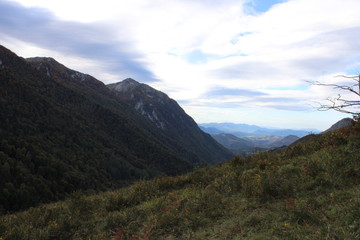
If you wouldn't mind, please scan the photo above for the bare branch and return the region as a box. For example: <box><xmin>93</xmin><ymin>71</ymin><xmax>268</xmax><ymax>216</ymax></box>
<box><xmin>308</xmin><ymin>74</ymin><xmax>360</xmax><ymax>119</ymax></box>
<box><xmin>335</xmin><ymin>75</ymin><xmax>359</xmax><ymax>79</ymax></box>
<box><xmin>309</xmin><ymin>81</ymin><xmax>360</xmax><ymax>96</ymax></box>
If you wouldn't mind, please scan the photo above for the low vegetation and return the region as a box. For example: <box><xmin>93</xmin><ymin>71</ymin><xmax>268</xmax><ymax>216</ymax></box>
<box><xmin>1</xmin><ymin>122</ymin><xmax>359</xmax><ymax>239</ymax></box>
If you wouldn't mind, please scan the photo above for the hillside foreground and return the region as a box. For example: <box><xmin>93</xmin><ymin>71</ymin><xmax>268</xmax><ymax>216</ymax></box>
<box><xmin>0</xmin><ymin>122</ymin><xmax>359</xmax><ymax>239</ymax></box>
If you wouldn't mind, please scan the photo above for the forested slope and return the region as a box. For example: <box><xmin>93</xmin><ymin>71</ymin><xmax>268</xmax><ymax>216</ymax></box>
<box><xmin>0</xmin><ymin>45</ymin><xmax>231</xmax><ymax>213</ymax></box>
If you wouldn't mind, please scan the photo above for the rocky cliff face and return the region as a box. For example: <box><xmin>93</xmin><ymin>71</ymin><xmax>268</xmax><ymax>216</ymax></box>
<box><xmin>108</xmin><ymin>78</ymin><xmax>233</xmax><ymax>165</ymax></box>
<box><xmin>108</xmin><ymin>78</ymin><xmax>170</xmax><ymax>129</ymax></box>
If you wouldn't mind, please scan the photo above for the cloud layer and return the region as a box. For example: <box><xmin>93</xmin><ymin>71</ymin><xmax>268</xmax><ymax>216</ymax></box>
<box><xmin>0</xmin><ymin>0</ymin><xmax>157</xmax><ymax>82</ymax></box>
<box><xmin>2</xmin><ymin>0</ymin><xmax>360</xmax><ymax>129</ymax></box>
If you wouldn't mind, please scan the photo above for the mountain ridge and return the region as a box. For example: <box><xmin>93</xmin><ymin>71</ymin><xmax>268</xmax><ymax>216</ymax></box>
<box><xmin>108</xmin><ymin>78</ymin><xmax>232</xmax><ymax>165</ymax></box>
<box><xmin>0</xmin><ymin>44</ymin><xmax>231</xmax><ymax>212</ymax></box>
<box><xmin>200</xmin><ymin>122</ymin><xmax>319</xmax><ymax>137</ymax></box>
<box><xmin>323</xmin><ymin>117</ymin><xmax>354</xmax><ymax>133</ymax></box>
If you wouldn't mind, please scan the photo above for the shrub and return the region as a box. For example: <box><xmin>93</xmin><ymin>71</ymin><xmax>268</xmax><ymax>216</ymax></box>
<box><xmin>241</xmin><ymin>169</ymin><xmax>263</xmax><ymax>199</ymax></box>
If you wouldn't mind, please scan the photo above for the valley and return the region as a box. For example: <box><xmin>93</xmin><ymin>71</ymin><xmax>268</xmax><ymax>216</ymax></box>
<box><xmin>200</xmin><ymin>123</ymin><xmax>317</xmax><ymax>155</ymax></box>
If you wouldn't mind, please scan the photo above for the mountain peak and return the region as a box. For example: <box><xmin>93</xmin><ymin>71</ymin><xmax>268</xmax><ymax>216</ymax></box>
<box><xmin>108</xmin><ymin>79</ymin><xmax>172</xmax><ymax>130</ymax></box>
<box><xmin>123</xmin><ymin>78</ymin><xmax>139</xmax><ymax>83</ymax></box>
<box><xmin>26</xmin><ymin>57</ymin><xmax>57</xmax><ymax>63</ymax></box>
<box><xmin>109</xmin><ymin>78</ymin><xmax>141</xmax><ymax>93</ymax></box>
<box><xmin>323</xmin><ymin>118</ymin><xmax>354</xmax><ymax>133</ymax></box>
<box><xmin>108</xmin><ymin>78</ymin><xmax>168</xmax><ymax>101</ymax></box>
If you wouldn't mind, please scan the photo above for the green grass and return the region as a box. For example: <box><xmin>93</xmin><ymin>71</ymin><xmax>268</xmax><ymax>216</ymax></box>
<box><xmin>1</xmin><ymin>123</ymin><xmax>359</xmax><ymax>239</ymax></box>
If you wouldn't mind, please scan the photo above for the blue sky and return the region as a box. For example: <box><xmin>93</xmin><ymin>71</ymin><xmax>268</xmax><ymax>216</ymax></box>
<box><xmin>1</xmin><ymin>0</ymin><xmax>360</xmax><ymax>130</ymax></box>
<box><xmin>246</xmin><ymin>0</ymin><xmax>288</xmax><ymax>13</ymax></box>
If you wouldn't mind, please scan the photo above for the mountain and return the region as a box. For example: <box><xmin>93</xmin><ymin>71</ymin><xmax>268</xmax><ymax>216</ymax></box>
<box><xmin>212</xmin><ymin>133</ymin><xmax>299</xmax><ymax>155</ymax></box>
<box><xmin>199</xmin><ymin>126</ymin><xmax>223</xmax><ymax>134</ymax></box>
<box><xmin>200</xmin><ymin>122</ymin><xmax>264</xmax><ymax>134</ymax></box>
<box><xmin>211</xmin><ymin>133</ymin><xmax>265</xmax><ymax>156</ymax></box>
<box><xmin>0</xmin><ymin>45</ymin><xmax>231</xmax><ymax>212</ymax></box>
<box><xmin>323</xmin><ymin>117</ymin><xmax>354</xmax><ymax>133</ymax></box>
<box><xmin>107</xmin><ymin>79</ymin><xmax>232</xmax><ymax>165</ymax></box>
<box><xmin>201</xmin><ymin>123</ymin><xmax>315</xmax><ymax>155</ymax></box>
<box><xmin>200</xmin><ymin>122</ymin><xmax>318</xmax><ymax>137</ymax></box>
<box><xmin>274</xmin><ymin>118</ymin><xmax>354</xmax><ymax>152</ymax></box>
<box><xmin>212</xmin><ymin>133</ymin><xmax>255</xmax><ymax>149</ymax></box>
<box><xmin>268</xmin><ymin>135</ymin><xmax>299</xmax><ymax>148</ymax></box>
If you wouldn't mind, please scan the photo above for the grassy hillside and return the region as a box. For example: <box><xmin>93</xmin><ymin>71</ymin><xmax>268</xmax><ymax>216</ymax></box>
<box><xmin>1</xmin><ymin>122</ymin><xmax>359</xmax><ymax>239</ymax></box>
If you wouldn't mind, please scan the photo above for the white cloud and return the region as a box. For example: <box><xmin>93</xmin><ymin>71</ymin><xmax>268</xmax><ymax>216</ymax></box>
<box><xmin>3</xmin><ymin>0</ymin><xmax>360</xmax><ymax>129</ymax></box>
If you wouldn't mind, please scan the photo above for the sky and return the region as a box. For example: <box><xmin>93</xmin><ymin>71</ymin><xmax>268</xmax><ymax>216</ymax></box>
<box><xmin>1</xmin><ymin>0</ymin><xmax>360</xmax><ymax>130</ymax></box>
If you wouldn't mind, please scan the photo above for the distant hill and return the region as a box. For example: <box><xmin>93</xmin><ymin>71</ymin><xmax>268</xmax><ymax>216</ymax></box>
<box><xmin>268</xmin><ymin>135</ymin><xmax>299</xmax><ymax>148</ymax></box>
<box><xmin>200</xmin><ymin>122</ymin><xmax>318</xmax><ymax>137</ymax></box>
<box><xmin>272</xmin><ymin>118</ymin><xmax>355</xmax><ymax>153</ymax></box>
<box><xmin>199</xmin><ymin>126</ymin><xmax>223</xmax><ymax>134</ymax></box>
<box><xmin>200</xmin><ymin>122</ymin><xmax>265</xmax><ymax>134</ymax></box>
<box><xmin>200</xmin><ymin>122</ymin><xmax>315</xmax><ymax>155</ymax></box>
<box><xmin>0</xmin><ymin>45</ymin><xmax>231</xmax><ymax>212</ymax></box>
<box><xmin>212</xmin><ymin>133</ymin><xmax>255</xmax><ymax>149</ymax></box>
<box><xmin>212</xmin><ymin>133</ymin><xmax>299</xmax><ymax>155</ymax></box>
